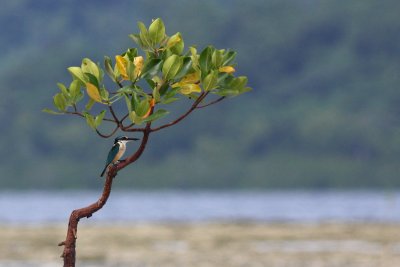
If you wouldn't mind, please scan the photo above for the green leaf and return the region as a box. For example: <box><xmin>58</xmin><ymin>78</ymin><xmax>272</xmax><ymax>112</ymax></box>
<box><xmin>104</xmin><ymin>56</ymin><xmax>116</xmax><ymax>82</ymax></box>
<box><xmin>129</xmin><ymin>34</ymin><xmax>143</xmax><ymax>47</ymax></box>
<box><xmin>174</xmin><ymin>57</ymin><xmax>192</xmax><ymax>80</ymax></box>
<box><xmin>129</xmin><ymin>111</ymin><xmax>143</xmax><ymax>125</ymax></box>
<box><xmin>135</xmin><ymin>99</ymin><xmax>150</xmax><ymax>117</ymax></box>
<box><xmin>99</xmin><ymin>87</ymin><xmax>109</xmax><ymax>102</ymax></box>
<box><xmin>95</xmin><ymin>110</ymin><xmax>106</xmax><ymax>127</ymax></box>
<box><xmin>118</xmin><ymin>86</ymin><xmax>135</xmax><ymax>95</ymax></box>
<box><xmin>199</xmin><ymin>46</ymin><xmax>214</xmax><ymax>75</ymax></box>
<box><xmin>142</xmin><ymin>109</ymin><xmax>169</xmax><ymax>123</ymax></box>
<box><xmin>217</xmin><ymin>72</ymin><xmax>230</xmax><ymax>84</ymax></box>
<box><xmin>85</xmin><ymin>99</ymin><xmax>95</xmax><ymax>111</ymax></box>
<box><xmin>132</xmin><ymin>85</ymin><xmax>147</xmax><ymax>97</ymax></box>
<box><xmin>212</xmin><ymin>49</ymin><xmax>223</xmax><ymax>68</ymax></box>
<box><xmin>85</xmin><ymin>73</ymin><xmax>100</xmax><ymax>89</ymax></box>
<box><xmin>162</xmin><ymin>54</ymin><xmax>183</xmax><ymax>80</ymax></box>
<box><xmin>141</xmin><ymin>58</ymin><xmax>162</xmax><ymax>79</ymax></box>
<box><xmin>124</xmin><ymin>94</ymin><xmax>132</xmax><ymax>111</ymax></box>
<box><xmin>163</xmin><ymin>87</ymin><xmax>180</xmax><ymax>99</ymax></box>
<box><xmin>167</xmin><ymin>32</ymin><xmax>184</xmax><ymax>54</ymax></box>
<box><xmin>69</xmin><ymin>80</ymin><xmax>82</xmax><ymax>101</ymax></box>
<box><xmin>83</xmin><ymin>112</ymin><xmax>96</xmax><ymax>130</ymax></box>
<box><xmin>158</xmin><ymin>82</ymin><xmax>170</xmax><ymax>96</ymax></box>
<box><xmin>152</xmin><ymin>86</ymin><xmax>160</xmax><ymax>102</ymax></box>
<box><xmin>81</xmin><ymin>58</ymin><xmax>100</xmax><ymax>80</ymax></box>
<box><xmin>138</xmin><ymin>21</ymin><xmax>152</xmax><ymax>48</ymax></box>
<box><xmin>222</xmin><ymin>50</ymin><xmax>237</xmax><ymax>66</ymax></box>
<box><xmin>189</xmin><ymin>46</ymin><xmax>200</xmax><ymax>72</ymax></box>
<box><xmin>57</xmin><ymin>83</ymin><xmax>69</xmax><ymax>97</ymax></box>
<box><xmin>131</xmin><ymin>92</ymin><xmax>140</xmax><ymax>110</ymax></box>
<box><xmin>238</xmin><ymin>87</ymin><xmax>252</xmax><ymax>95</ymax></box>
<box><xmin>53</xmin><ymin>93</ymin><xmax>66</xmax><ymax>111</ymax></box>
<box><xmin>202</xmin><ymin>70</ymin><xmax>218</xmax><ymax>91</ymax></box>
<box><xmin>125</xmin><ymin>48</ymin><xmax>138</xmax><ymax>61</ymax></box>
<box><xmin>146</xmin><ymin>78</ymin><xmax>156</xmax><ymax>89</ymax></box>
<box><xmin>161</xmin><ymin>97</ymin><xmax>179</xmax><ymax>104</ymax></box>
<box><xmin>149</xmin><ymin>18</ymin><xmax>165</xmax><ymax>45</ymax></box>
<box><xmin>127</xmin><ymin>60</ymin><xmax>137</xmax><ymax>81</ymax></box>
<box><xmin>164</xmin><ymin>87</ymin><xmax>180</xmax><ymax>97</ymax></box>
<box><xmin>230</xmin><ymin>76</ymin><xmax>248</xmax><ymax>91</ymax></box>
<box><xmin>42</xmin><ymin>108</ymin><xmax>63</xmax><ymax>115</ymax></box>
<box><xmin>215</xmin><ymin>89</ymin><xmax>239</xmax><ymax>97</ymax></box>
<box><xmin>67</xmin><ymin>67</ymin><xmax>86</xmax><ymax>84</ymax></box>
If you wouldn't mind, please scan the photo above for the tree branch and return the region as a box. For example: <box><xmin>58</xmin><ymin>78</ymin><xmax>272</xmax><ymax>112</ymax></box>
<box><xmin>65</xmin><ymin>111</ymin><xmax>117</xmax><ymax>124</ymax></box>
<box><xmin>123</xmin><ymin>127</ymin><xmax>147</xmax><ymax>132</ymax></box>
<box><xmin>108</xmin><ymin>105</ymin><xmax>120</xmax><ymax>125</ymax></box>
<box><xmin>95</xmin><ymin>126</ymin><xmax>119</xmax><ymax>138</ymax></box>
<box><xmin>196</xmin><ymin>96</ymin><xmax>225</xmax><ymax>109</ymax></box>
<box><xmin>121</xmin><ymin>113</ymin><xmax>129</xmax><ymax>123</ymax></box>
<box><xmin>150</xmin><ymin>92</ymin><xmax>209</xmax><ymax>132</ymax></box>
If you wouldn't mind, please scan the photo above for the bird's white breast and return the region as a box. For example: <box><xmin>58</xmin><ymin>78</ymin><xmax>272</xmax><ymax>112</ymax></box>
<box><xmin>113</xmin><ymin>141</ymin><xmax>126</xmax><ymax>163</ymax></box>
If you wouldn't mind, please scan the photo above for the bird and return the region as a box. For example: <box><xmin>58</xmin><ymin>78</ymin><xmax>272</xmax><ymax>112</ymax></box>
<box><xmin>100</xmin><ymin>136</ymin><xmax>139</xmax><ymax>177</ymax></box>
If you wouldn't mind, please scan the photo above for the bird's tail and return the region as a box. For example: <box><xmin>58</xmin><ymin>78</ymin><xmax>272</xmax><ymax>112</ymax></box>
<box><xmin>100</xmin><ymin>165</ymin><xmax>108</xmax><ymax>177</ymax></box>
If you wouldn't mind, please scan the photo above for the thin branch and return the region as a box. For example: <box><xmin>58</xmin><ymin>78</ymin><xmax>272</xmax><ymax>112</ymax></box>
<box><xmin>150</xmin><ymin>92</ymin><xmax>209</xmax><ymax>132</ymax></box>
<box><xmin>65</xmin><ymin>111</ymin><xmax>84</xmax><ymax>118</ymax></box>
<box><xmin>197</xmin><ymin>96</ymin><xmax>226</xmax><ymax>109</ymax></box>
<box><xmin>66</xmin><ymin>111</ymin><xmax>118</xmax><ymax>124</ymax></box>
<box><xmin>123</xmin><ymin>127</ymin><xmax>147</xmax><ymax>132</ymax></box>
<box><xmin>116</xmin><ymin>80</ymin><xmax>124</xmax><ymax>89</ymax></box>
<box><xmin>95</xmin><ymin>126</ymin><xmax>119</xmax><ymax>138</ymax></box>
<box><xmin>108</xmin><ymin>105</ymin><xmax>120</xmax><ymax>124</ymax></box>
<box><xmin>122</xmin><ymin>122</ymin><xmax>135</xmax><ymax>130</ymax></box>
<box><xmin>121</xmin><ymin>113</ymin><xmax>129</xmax><ymax>123</ymax></box>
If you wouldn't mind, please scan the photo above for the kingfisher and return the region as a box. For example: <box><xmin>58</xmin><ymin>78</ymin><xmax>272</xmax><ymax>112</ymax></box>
<box><xmin>100</xmin><ymin>136</ymin><xmax>139</xmax><ymax>177</ymax></box>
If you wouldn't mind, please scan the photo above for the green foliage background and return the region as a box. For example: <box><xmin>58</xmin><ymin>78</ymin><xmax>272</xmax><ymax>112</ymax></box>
<box><xmin>1</xmin><ymin>0</ymin><xmax>400</xmax><ymax>189</ymax></box>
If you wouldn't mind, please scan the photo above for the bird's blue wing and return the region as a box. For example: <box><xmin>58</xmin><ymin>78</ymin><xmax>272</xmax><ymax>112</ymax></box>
<box><xmin>106</xmin><ymin>143</ymin><xmax>119</xmax><ymax>165</ymax></box>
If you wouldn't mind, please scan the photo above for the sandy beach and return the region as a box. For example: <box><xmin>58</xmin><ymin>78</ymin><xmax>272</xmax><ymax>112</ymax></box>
<box><xmin>0</xmin><ymin>222</ymin><xmax>399</xmax><ymax>267</ymax></box>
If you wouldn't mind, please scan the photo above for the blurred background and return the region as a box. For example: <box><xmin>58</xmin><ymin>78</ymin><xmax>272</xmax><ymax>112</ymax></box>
<box><xmin>2</xmin><ymin>0</ymin><xmax>400</xmax><ymax>190</ymax></box>
<box><xmin>1</xmin><ymin>1</ymin><xmax>400</xmax><ymax>266</ymax></box>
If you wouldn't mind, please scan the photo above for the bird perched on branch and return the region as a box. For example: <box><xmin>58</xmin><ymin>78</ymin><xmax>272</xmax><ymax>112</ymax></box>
<box><xmin>100</xmin><ymin>136</ymin><xmax>139</xmax><ymax>177</ymax></box>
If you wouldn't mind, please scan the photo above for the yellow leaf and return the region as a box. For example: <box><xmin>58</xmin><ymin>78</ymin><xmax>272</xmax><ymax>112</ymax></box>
<box><xmin>172</xmin><ymin>72</ymin><xmax>200</xmax><ymax>88</ymax></box>
<box><xmin>133</xmin><ymin>56</ymin><xmax>144</xmax><ymax>78</ymax></box>
<box><xmin>115</xmin><ymin>55</ymin><xmax>128</xmax><ymax>80</ymax></box>
<box><xmin>219</xmin><ymin>66</ymin><xmax>236</xmax><ymax>74</ymax></box>
<box><xmin>85</xmin><ymin>83</ymin><xmax>102</xmax><ymax>103</ymax></box>
<box><xmin>181</xmin><ymin>72</ymin><xmax>200</xmax><ymax>84</ymax></box>
<box><xmin>166</xmin><ymin>33</ymin><xmax>182</xmax><ymax>48</ymax></box>
<box><xmin>179</xmin><ymin>83</ymin><xmax>202</xmax><ymax>95</ymax></box>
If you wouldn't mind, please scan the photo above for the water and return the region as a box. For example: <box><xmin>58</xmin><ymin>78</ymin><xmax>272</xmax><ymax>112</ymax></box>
<box><xmin>0</xmin><ymin>190</ymin><xmax>399</xmax><ymax>224</ymax></box>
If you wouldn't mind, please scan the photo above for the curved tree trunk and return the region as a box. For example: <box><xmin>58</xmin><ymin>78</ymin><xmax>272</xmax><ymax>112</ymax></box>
<box><xmin>59</xmin><ymin>171</ymin><xmax>116</xmax><ymax>266</ymax></box>
<box><xmin>59</xmin><ymin>127</ymin><xmax>151</xmax><ymax>267</ymax></box>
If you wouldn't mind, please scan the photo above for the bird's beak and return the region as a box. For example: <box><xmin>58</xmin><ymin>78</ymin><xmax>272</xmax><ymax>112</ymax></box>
<box><xmin>127</xmin><ymin>137</ymin><xmax>140</xmax><ymax>141</ymax></box>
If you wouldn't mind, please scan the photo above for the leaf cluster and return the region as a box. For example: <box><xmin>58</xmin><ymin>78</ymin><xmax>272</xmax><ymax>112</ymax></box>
<box><xmin>44</xmin><ymin>18</ymin><xmax>251</xmax><ymax>135</ymax></box>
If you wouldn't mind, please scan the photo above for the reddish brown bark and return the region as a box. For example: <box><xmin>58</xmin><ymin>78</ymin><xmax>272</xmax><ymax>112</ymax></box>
<box><xmin>59</xmin><ymin>127</ymin><xmax>151</xmax><ymax>267</ymax></box>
